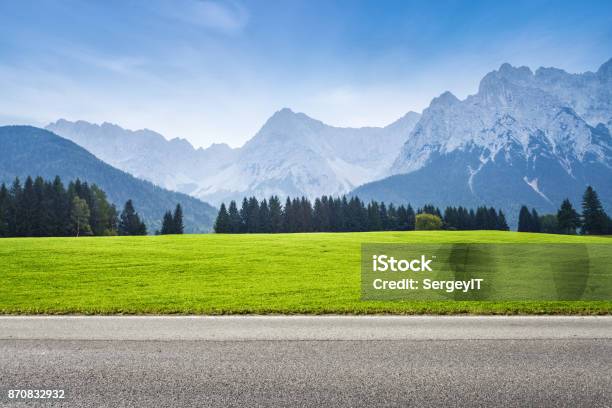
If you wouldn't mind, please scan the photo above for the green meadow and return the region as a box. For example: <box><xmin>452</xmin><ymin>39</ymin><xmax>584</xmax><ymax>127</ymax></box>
<box><xmin>0</xmin><ymin>231</ymin><xmax>610</xmax><ymax>315</ymax></box>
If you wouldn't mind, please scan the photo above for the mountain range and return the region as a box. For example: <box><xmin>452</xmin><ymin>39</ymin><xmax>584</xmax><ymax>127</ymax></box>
<box><xmin>47</xmin><ymin>109</ymin><xmax>420</xmax><ymax>205</ymax></box>
<box><xmin>355</xmin><ymin>58</ymin><xmax>612</xmax><ymax>224</ymax></box>
<box><xmin>0</xmin><ymin>126</ymin><xmax>217</xmax><ymax>233</ymax></box>
<box><xmin>17</xmin><ymin>57</ymin><xmax>612</xmax><ymax>229</ymax></box>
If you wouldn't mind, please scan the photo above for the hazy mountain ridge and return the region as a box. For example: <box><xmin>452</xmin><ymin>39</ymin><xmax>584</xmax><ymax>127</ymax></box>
<box><xmin>0</xmin><ymin>126</ymin><xmax>217</xmax><ymax>233</ymax></box>
<box><xmin>46</xmin><ymin>119</ymin><xmax>238</xmax><ymax>195</ymax></box>
<box><xmin>48</xmin><ymin>109</ymin><xmax>420</xmax><ymax>205</ymax></box>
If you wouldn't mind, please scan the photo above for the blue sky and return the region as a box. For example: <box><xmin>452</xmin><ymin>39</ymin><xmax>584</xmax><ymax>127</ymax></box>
<box><xmin>1</xmin><ymin>0</ymin><xmax>611</xmax><ymax>147</ymax></box>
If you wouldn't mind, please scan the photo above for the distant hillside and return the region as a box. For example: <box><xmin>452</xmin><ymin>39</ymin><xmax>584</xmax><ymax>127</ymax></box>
<box><xmin>0</xmin><ymin>126</ymin><xmax>217</xmax><ymax>233</ymax></box>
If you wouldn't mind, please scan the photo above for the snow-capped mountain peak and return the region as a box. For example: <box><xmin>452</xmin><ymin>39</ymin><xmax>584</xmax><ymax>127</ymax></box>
<box><xmin>356</xmin><ymin>58</ymin><xmax>612</xmax><ymax>226</ymax></box>
<box><xmin>246</xmin><ymin>108</ymin><xmax>326</xmax><ymax>148</ymax></box>
<box><xmin>430</xmin><ymin>91</ymin><xmax>460</xmax><ymax>108</ymax></box>
<box><xmin>193</xmin><ymin>108</ymin><xmax>420</xmax><ymax>204</ymax></box>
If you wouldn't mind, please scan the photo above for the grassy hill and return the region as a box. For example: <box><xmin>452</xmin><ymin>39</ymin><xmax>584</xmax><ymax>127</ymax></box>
<box><xmin>1</xmin><ymin>231</ymin><xmax>610</xmax><ymax>314</ymax></box>
<box><xmin>0</xmin><ymin>126</ymin><xmax>217</xmax><ymax>233</ymax></box>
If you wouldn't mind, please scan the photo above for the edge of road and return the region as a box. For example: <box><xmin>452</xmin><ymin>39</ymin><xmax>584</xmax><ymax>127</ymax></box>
<box><xmin>0</xmin><ymin>315</ymin><xmax>611</xmax><ymax>341</ymax></box>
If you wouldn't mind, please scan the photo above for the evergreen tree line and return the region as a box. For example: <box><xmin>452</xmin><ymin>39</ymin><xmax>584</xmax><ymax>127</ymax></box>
<box><xmin>0</xmin><ymin>176</ymin><xmax>148</xmax><ymax>237</ymax></box>
<box><xmin>518</xmin><ymin>186</ymin><xmax>612</xmax><ymax>235</ymax></box>
<box><xmin>439</xmin><ymin>206</ymin><xmax>509</xmax><ymax>231</ymax></box>
<box><xmin>214</xmin><ymin>195</ymin><xmax>510</xmax><ymax>233</ymax></box>
<box><xmin>159</xmin><ymin>204</ymin><xmax>184</xmax><ymax>235</ymax></box>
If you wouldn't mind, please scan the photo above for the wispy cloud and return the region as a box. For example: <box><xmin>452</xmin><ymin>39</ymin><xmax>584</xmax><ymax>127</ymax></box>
<box><xmin>155</xmin><ymin>0</ymin><xmax>249</xmax><ymax>34</ymax></box>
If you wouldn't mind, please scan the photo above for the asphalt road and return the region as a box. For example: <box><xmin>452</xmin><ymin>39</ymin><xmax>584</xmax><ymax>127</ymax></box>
<box><xmin>1</xmin><ymin>316</ymin><xmax>611</xmax><ymax>407</ymax></box>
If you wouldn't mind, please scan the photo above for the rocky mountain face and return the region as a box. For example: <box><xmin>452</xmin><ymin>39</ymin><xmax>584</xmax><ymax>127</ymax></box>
<box><xmin>355</xmin><ymin>58</ymin><xmax>612</xmax><ymax>225</ymax></box>
<box><xmin>193</xmin><ymin>108</ymin><xmax>420</xmax><ymax>204</ymax></box>
<box><xmin>48</xmin><ymin>110</ymin><xmax>420</xmax><ymax>205</ymax></box>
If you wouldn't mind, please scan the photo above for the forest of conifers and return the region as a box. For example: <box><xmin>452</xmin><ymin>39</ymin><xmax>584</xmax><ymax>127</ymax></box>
<box><xmin>214</xmin><ymin>187</ymin><xmax>611</xmax><ymax>235</ymax></box>
<box><xmin>0</xmin><ymin>176</ymin><xmax>147</xmax><ymax>237</ymax></box>
<box><xmin>213</xmin><ymin>196</ymin><xmax>509</xmax><ymax>233</ymax></box>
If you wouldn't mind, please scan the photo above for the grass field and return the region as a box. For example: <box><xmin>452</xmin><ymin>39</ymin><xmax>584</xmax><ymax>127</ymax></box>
<box><xmin>1</xmin><ymin>231</ymin><xmax>611</xmax><ymax>315</ymax></box>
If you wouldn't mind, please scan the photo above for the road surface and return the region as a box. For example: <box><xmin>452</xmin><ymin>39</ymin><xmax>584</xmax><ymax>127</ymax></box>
<box><xmin>1</xmin><ymin>316</ymin><xmax>611</xmax><ymax>407</ymax></box>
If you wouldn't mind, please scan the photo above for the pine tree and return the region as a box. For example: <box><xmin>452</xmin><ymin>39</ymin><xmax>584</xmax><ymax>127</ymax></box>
<box><xmin>19</xmin><ymin>176</ymin><xmax>37</xmax><ymax>236</ymax></box>
<box><xmin>329</xmin><ymin>197</ymin><xmax>345</xmax><ymax>232</ymax></box>
<box><xmin>468</xmin><ymin>209</ymin><xmax>476</xmax><ymax>230</ymax></box>
<box><xmin>32</xmin><ymin>176</ymin><xmax>48</xmax><ymax>236</ymax></box>
<box><xmin>378</xmin><ymin>202</ymin><xmax>388</xmax><ymax>232</ymax></box>
<box><xmin>340</xmin><ymin>196</ymin><xmax>349</xmax><ymax>232</ymax></box>
<box><xmin>268</xmin><ymin>196</ymin><xmax>283</xmax><ymax>233</ymax></box>
<box><xmin>581</xmin><ymin>186</ymin><xmax>608</xmax><ymax>235</ymax></box>
<box><xmin>396</xmin><ymin>205</ymin><xmax>408</xmax><ymax>230</ymax></box>
<box><xmin>557</xmin><ymin>199</ymin><xmax>581</xmax><ymax>234</ymax></box>
<box><xmin>246</xmin><ymin>197</ymin><xmax>260</xmax><ymax>233</ymax></box>
<box><xmin>118</xmin><ymin>199</ymin><xmax>147</xmax><ymax>236</ymax></box>
<box><xmin>39</xmin><ymin>179</ymin><xmax>57</xmax><ymax>237</ymax></box>
<box><xmin>239</xmin><ymin>198</ymin><xmax>250</xmax><ymax>233</ymax></box>
<box><xmin>173</xmin><ymin>204</ymin><xmax>184</xmax><ymax>234</ymax></box>
<box><xmin>367</xmin><ymin>201</ymin><xmax>382</xmax><ymax>231</ymax></box>
<box><xmin>119</xmin><ymin>200</ymin><xmax>135</xmax><ymax>235</ymax></box>
<box><xmin>486</xmin><ymin>207</ymin><xmax>498</xmax><ymax>230</ymax></box>
<box><xmin>300</xmin><ymin>197</ymin><xmax>314</xmax><ymax>232</ymax></box>
<box><xmin>137</xmin><ymin>219</ymin><xmax>147</xmax><ymax>235</ymax></box>
<box><xmin>443</xmin><ymin>207</ymin><xmax>456</xmax><ymax>230</ymax></box>
<box><xmin>228</xmin><ymin>201</ymin><xmax>242</xmax><ymax>233</ymax></box>
<box><xmin>531</xmin><ymin>209</ymin><xmax>541</xmax><ymax>232</ymax></box>
<box><xmin>539</xmin><ymin>214</ymin><xmax>559</xmax><ymax>234</ymax></box>
<box><xmin>497</xmin><ymin>210</ymin><xmax>509</xmax><ymax>231</ymax></box>
<box><xmin>343</xmin><ymin>197</ymin><xmax>361</xmax><ymax>231</ymax></box>
<box><xmin>50</xmin><ymin>176</ymin><xmax>70</xmax><ymax>236</ymax></box>
<box><xmin>258</xmin><ymin>199</ymin><xmax>271</xmax><ymax>233</ymax></box>
<box><xmin>458</xmin><ymin>207</ymin><xmax>470</xmax><ymax>230</ymax></box>
<box><xmin>518</xmin><ymin>206</ymin><xmax>532</xmax><ymax>232</ymax></box>
<box><xmin>7</xmin><ymin>178</ymin><xmax>22</xmax><ymax>236</ymax></box>
<box><xmin>387</xmin><ymin>204</ymin><xmax>399</xmax><ymax>230</ymax></box>
<box><xmin>406</xmin><ymin>204</ymin><xmax>416</xmax><ymax>231</ymax></box>
<box><xmin>0</xmin><ymin>184</ymin><xmax>9</xmax><ymax>237</ymax></box>
<box><xmin>213</xmin><ymin>204</ymin><xmax>230</xmax><ymax>233</ymax></box>
<box><xmin>291</xmin><ymin>198</ymin><xmax>302</xmax><ymax>232</ymax></box>
<box><xmin>282</xmin><ymin>197</ymin><xmax>294</xmax><ymax>232</ymax></box>
<box><xmin>293</xmin><ymin>197</ymin><xmax>304</xmax><ymax>232</ymax></box>
<box><xmin>313</xmin><ymin>198</ymin><xmax>325</xmax><ymax>232</ymax></box>
<box><xmin>161</xmin><ymin>211</ymin><xmax>174</xmax><ymax>234</ymax></box>
<box><xmin>475</xmin><ymin>207</ymin><xmax>487</xmax><ymax>229</ymax></box>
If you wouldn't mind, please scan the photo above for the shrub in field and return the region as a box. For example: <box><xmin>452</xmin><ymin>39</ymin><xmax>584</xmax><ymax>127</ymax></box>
<box><xmin>415</xmin><ymin>213</ymin><xmax>442</xmax><ymax>230</ymax></box>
